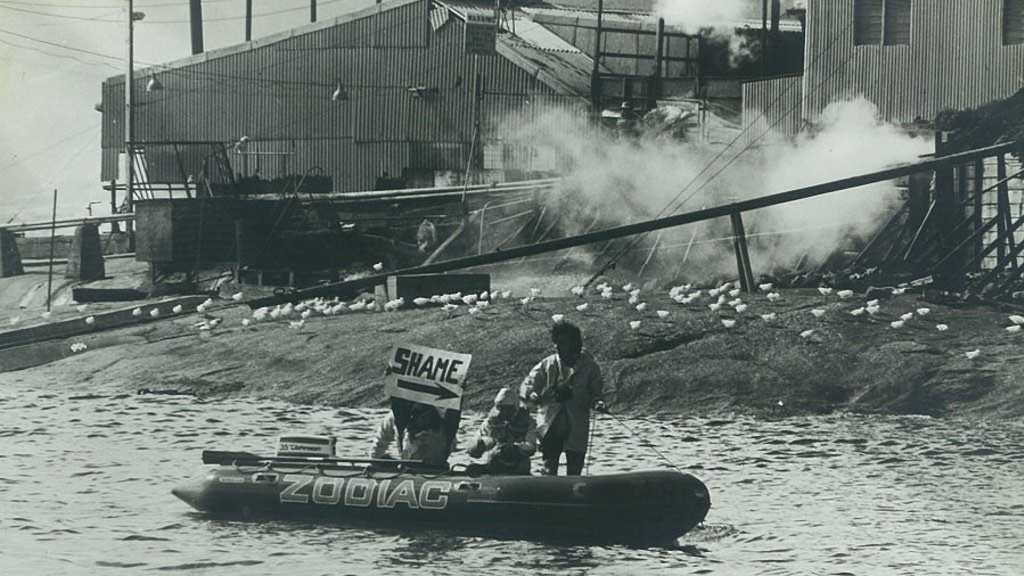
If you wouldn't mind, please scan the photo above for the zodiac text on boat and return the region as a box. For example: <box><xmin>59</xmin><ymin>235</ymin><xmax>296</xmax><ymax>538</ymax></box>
<box><xmin>279</xmin><ymin>474</ymin><xmax>451</xmax><ymax>510</ymax></box>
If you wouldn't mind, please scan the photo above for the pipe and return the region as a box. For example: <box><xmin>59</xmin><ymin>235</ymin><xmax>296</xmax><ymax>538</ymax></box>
<box><xmin>189</xmin><ymin>0</ymin><xmax>204</xmax><ymax>54</ymax></box>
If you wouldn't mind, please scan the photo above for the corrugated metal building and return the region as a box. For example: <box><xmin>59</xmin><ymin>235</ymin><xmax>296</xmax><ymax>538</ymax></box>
<box><xmin>742</xmin><ymin>0</ymin><xmax>1024</xmax><ymax>143</ymax></box>
<box><xmin>100</xmin><ymin>0</ymin><xmax>594</xmax><ymax>193</ymax></box>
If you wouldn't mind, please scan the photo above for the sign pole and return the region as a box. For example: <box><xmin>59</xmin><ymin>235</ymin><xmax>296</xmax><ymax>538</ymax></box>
<box><xmin>46</xmin><ymin>188</ymin><xmax>57</xmax><ymax>312</ymax></box>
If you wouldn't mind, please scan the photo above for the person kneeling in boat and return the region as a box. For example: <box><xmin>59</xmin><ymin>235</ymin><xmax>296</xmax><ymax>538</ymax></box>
<box><xmin>369</xmin><ymin>399</ymin><xmax>451</xmax><ymax>469</ymax></box>
<box><xmin>520</xmin><ymin>321</ymin><xmax>606</xmax><ymax>476</ymax></box>
<box><xmin>466</xmin><ymin>387</ymin><xmax>537</xmax><ymax>475</ymax></box>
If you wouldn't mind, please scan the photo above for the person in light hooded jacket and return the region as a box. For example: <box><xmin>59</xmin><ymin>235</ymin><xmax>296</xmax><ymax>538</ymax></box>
<box><xmin>467</xmin><ymin>387</ymin><xmax>537</xmax><ymax>475</ymax></box>
<box><xmin>520</xmin><ymin>321</ymin><xmax>606</xmax><ymax>476</ymax></box>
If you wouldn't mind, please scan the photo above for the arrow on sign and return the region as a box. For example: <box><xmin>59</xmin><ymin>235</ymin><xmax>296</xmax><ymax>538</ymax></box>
<box><xmin>396</xmin><ymin>378</ymin><xmax>459</xmax><ymax>401</ymax></box>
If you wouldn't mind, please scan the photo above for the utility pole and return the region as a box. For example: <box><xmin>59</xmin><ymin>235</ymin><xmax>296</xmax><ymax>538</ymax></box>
<box><xmin>761</xmin><ymin>0</ymin><xmax>768</xmax><ymax>77</ymax></box>
<box><xmin>245</xmin><ymin>0</ymin><xmax>253</xmax><ymax>41</ymax></box>
<box><xmin>46</xmin><ymin>189</ymin><xmax>57</xmax><ymax>312</ymax></box>
<box><xmin>125</xmin><ymin>0</ymin><xmax>135</xmax><ymax>221</ymax></box>
<box><xmin>590</xmin><ymin>0</ymin><xmax>604</xmax><ymax>111</ymax></box>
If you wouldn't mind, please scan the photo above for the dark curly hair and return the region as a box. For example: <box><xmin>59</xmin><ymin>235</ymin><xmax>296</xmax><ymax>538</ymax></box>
<box><xmin>550</xmin><ymin>321</ymin><xmax>582</xmax><ymax>344</ymax></box>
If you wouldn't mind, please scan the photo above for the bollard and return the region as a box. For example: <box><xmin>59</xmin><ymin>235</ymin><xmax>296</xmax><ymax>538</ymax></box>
<box><xmin>0</xmin><ymin>229</ymin><xmax>24</xmax><ymax>277</ymax></box>
<box><xmin>66</xmin><ymin>223</ymin><xmax>105</xmax><ymax>281</ymax></box>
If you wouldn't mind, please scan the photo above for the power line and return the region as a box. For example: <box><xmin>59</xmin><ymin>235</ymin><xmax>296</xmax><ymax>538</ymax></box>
<box><xmin>0</xmin><ymin>0</ymin><xmax>348</xmax><ymax>24</ymax></box>
<box><xmin>0</xmin><ymin>0</ymin><xmax>237</xmax><ymax>8</ymax></box>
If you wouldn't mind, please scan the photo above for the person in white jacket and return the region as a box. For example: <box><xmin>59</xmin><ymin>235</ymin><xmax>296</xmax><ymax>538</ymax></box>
<box><xmin>369</xmin><ymin>400</ymin><xmax>450</xmax><ymax>468</ymax></box>
<box><xmin>520</xmin><ymin>322</ymin><xmax>606</xmax><ymax>476</ymax></box>
<box><xmin>467</xmin><ymin>387</ymin><xmax>537</xmax><ymax>475</ymax></box>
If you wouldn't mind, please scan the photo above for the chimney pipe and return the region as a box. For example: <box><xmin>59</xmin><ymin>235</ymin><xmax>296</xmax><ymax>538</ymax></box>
<box><xmin>189</xmin><ymin>0</ymin><xmax>204</xmax><ymax>54</ymax></box>
<box><xmin>245</xmin><ymin>0</ymin><xmax>252</xmax><ymax>41</ymax></box>
<box><xmin>310</xmin><ymin>0</ymin><xmax>317</xmax><ymax>22</ymax></box>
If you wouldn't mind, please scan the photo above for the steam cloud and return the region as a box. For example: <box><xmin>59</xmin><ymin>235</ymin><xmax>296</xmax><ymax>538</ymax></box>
<box><xmin>652</xmin><ymin>0</ymin><xmax>748</xmax><ymax>34</ymax></box>
<box><xmin>503</xmin><ymin>97</ymin><xmax>932</xmax><ymax>283</ymax></box>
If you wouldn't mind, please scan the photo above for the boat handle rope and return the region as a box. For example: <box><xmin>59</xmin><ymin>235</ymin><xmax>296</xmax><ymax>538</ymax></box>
<box><xmin>600</xmin><ymin>410</ymin><xmax>687</xmax><ymax>475</ymax></box>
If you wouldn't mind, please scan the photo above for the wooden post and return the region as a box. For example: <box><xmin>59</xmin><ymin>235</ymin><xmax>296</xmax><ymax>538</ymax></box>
<box><xmin>997</xmin><ymin>154</ymin><xmax>1016</xmax><ymax>270</ymax></box>
<box><xmin>730</xmin><ymin>212</ymin><xmax>755</xmax><ymax>292</ymax></box>
<box><xmin>973</xmin><ymin>159</ymin><xmax>984</xmax><ymax>268</ymax></box>
<box><xmin>234</xmin><ymin>219</ymin><xmax>244</xmax><ymax>283</ymax></box>
<box><xmin>46</xmin><ymin>189</ymin><xmax>57</xmax><ymax>311</ymax></box>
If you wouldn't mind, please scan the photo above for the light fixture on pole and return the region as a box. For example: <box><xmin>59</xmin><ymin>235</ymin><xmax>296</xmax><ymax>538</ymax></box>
<box><xmin>146</xmin><ymin>73</ymin><xmax>163</xmax><ymax>92</ymax></box>
<box><xmin>331</xmin><ymin>82</ymin><xmax>348</xmax><ymax>101</ymax></box>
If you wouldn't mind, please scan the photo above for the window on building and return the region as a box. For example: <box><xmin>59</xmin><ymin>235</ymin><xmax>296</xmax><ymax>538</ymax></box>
<box><xmin>883</xmin><ymin>0</ymin><xmax>912</xmax><ymax>45</ymax></box>
<box><xmin>1007</xmin><ymin>0</ymin><xmax>1024</xmax><ymax>45</ymax></box>
<box><xmin>854</xmin><ymin>0</ymin><xmax>911</xmax><ymax>46</ymax></box>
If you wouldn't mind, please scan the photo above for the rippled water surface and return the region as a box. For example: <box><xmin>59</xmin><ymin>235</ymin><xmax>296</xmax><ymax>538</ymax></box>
<box><xmin>1</xmin><ymin>377</ymin><xmax>1022</xmax><ymax>575</ymax></box>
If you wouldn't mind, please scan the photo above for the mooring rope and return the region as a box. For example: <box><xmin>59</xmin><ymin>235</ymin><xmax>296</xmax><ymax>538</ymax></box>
<box><xmin>601</xmin><ymin>409</ymin><xmax>687</xmax><ymax>475</ymax></box>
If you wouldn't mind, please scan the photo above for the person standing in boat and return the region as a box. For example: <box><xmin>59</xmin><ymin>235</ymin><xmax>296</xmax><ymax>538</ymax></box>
<box><xmin>467</xmin><ymin>387</ymin><xmax>537</xmax><ymax>475</ymax></box>
<box><xmin>520</xmin><ymin>321</ymin><xmax>606</xmax><ymax>476</ymax></box>
<box><xmin>369</xmin><ymin>399</ymin><xmax>451</xmax><ymax>468</ymax></box>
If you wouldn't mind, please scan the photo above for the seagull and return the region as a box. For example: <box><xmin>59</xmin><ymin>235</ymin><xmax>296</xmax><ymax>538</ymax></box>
<box><xmin>462</xmin><ymin>294</ymin><xmax>478</xmax><ymax>306</ymax></box>
<box><xmin>413</xmin><ymin>297</ymin><xmax>430</xmax><ymax>306</ymax></box>
<box><xmin>892</xmin><ymin>287</ymin><xmax>907</xmax><ymax>295</ymax></box>
<box><xmin>622</xmin><ymin>283</ymin><xmax>635</xmax><ymax>292</ymax></box>
<box><xmin>197</xmin><ymin>304</ymin><xmax>207</xmax><ymax>314</ymax></box>
<box><xmin>530</xmin><ymin>288</ymin><xmax>541</xmax><ymax>297</ymax></box>
<box><xmin>439</xmin><ymin>294</ymin><xmax>452</xmax><ymax>305</ymax></box>
<box><xmin>936</xmin><ymin>324</ymin><xmax>949</xmax><ymax>331</ymax></box>
<box><xmin>570</xmin><ymin>286</ymin><xmax>585</xmax><ymax>297</ymax></box>
<box><xmin>965</xmin><ymin>349</ymin><xmax>981</xmax><ymax>360</ymax></box>
<box><xmin>551</xmin><ymin>314</ymin><xmax>565</xmax><ymax>323</ymax></box>
<box><xmin>866</xmin><ymin>305</ymin><xmax>881</xmax><ymax>315</ymax></box>
<box><xmin>85</xmin><ymin>316</ymin><xmax>95</xmax><ymax>325</ymax></box>
<box><xmin>477</xmin><ymin>301</ymin><xmax>489</xmax><ymax>309</ymax></box>
<box><xmin>373</xmin><ymin>262</ymin><xmax>384</xmax><ymax>272</ymax></box>
<box><xmin>289</xmin><ymin>320</ymin><xmax>305</xmax><ymax>330</ymax></box>
<box><xmin>601</xmin><ymin>290</ymin><xmax>614</xmax><ymax>300</ymax></box>
<box><xmin>717</xmin><ymin>294</ymin><xmax>728</xmax><ymax>304</ymax></box>
<box><xmin>657</xmin><ymin>310</ymin><xmax>669</xmax><ymax>319</ymax></box>
<box><xmin>800</xmin><ymin>329</ymin><xmax>815</xmax><ymax>338</ymax></box>
<box><xmin>232</xmin><ymin>292</ymin><xmax>244</xmax><ymax>302</ymax></box>
<box><xmin>916</xmin><ymin>308</ymin><xmax>931</xmax><ymax>316</ymax></box>
<box><xmin>818</xmin><ymin>287</ymin><xmax>833</xmax><ymax>296</ymax></box>
<box><xmin>150</xmin><ymin>308</ymin><xmax>160</xmax><ymax>318</ymax></box>
<box><xmin>728</xmin><ymin>288</ymin><xmax>741</xmax><ymax>298</ymax></box>
<box><xmin>728</xmin><ymin>298</ymin><xmax>743</xmax><ymax>307</ymax></box>
<box><xmin>810</xmin><ymin>309</ymin><xmax>826</xmax><ymax>318</ymax></box>
<box><xmin>635</xmin><ymin>303</ymin><xmax>647</xmax><ymax>312</ymax></box>
<box><xmin>295</xmin><ymin>303</ymin><xmax>308</xmax><ymax>312</ymax></box>
<box><xmin>501</xmin><ymin>290</ymin><xmax>512</xmax><ymax>299</ymax></box>
<box><xmin>760</xmin><ymin>313</ymin><xmax>776</xmax><ymax>321</ymax></box>
<box><xmin>520</xmin><ymin>297</ymin><xmax>533</xmax><ymax>307</ymax></box>
<box><xmin>241</xmin><ymin>319</ymin><xmax>252</xmax><ymax>327</ymax></box>
<box><xmin>629</xmin><ymin>320</ymin><xmax>641</xmax><ymax>330</ymax></box>
<box><xmin>479</xmin><ymin>291</ymin><xmax>490</xmax><ymax>300</ymax></box>
<box><xmin>709</xmin><ymin>288</ymin><xmax>721</xmax><ymax>298</ymax></box>
<box><xmin>469</xmin><ymin>307</ymin><xmax>481</xmax><ymax>315</ymax></box>
<box><xmin>1009</xmin><ymin>315</ymin><xmax>1024</xmax><ymax>326</ymax></box>
<box><xmin>443</xmin><ymin>304</ymin><xmax>459</xmax><ymax>315</ymax></box>
<box><xmin>890</xmin><ymin>320</ymin><xmax>905</xmax><ymax>329</ymax></box>
<box><xmin>40</xmin><ymin>311</ymin><xmax>51</xmax><ymax>320</ymax></box>
<box><xmin>76</xmin><ymin>304</ymin><xmax>88</xmax><ymax>313</ymax></box>
<box><xmin>837</xmin><ymin>289</ymin><xmax>854</xmax><ymax>300</ymax></box>
<box><xmin>758</xmin><ymin>283</ymin><xmax>773</xmax><ymax>292</ymax></box>
<box><xmin>172</xmin><ymin>304</ymin><xmax>183</xmax><ymax>314</ymax></box>
<box><xmin>576</xmin><ymin>303</ymin><xmax>589</xmax><ymax>312</ymax></box>
<box><xmin>349</xmin><ymin>301</ymin><xmax>367</xmax><ymax>312</ymax></box>
<box><xmin>628</xmin><ymin>295</ymin><xmax>640</xmax><ymax>305</ymax></box>
<box><xmin>735</xmin><ymin>304</ymin><xmax>748</xmax><ymax>314</ymax></box>
<box><xmin>132</xmin><ymin>307</ymin><xmax>142</xmax><ymax>317</ymax></box>
<box><xmin>201</xmin><ymin>298</ymin><xmax>214</xmax><ymax>308</ymax></box>
<box><xmin>330</xmin><ymin>303</ymin><xmax>347</xmax><ymax>315</ymax></box>
<box><xmin>722</xmin><ymin>319</ymin><xmax>736</xmax><ymax>329</ymax></box>
<box><xmin>720</xmin><ymin>282</ymin><xmax>733</xmax><ymax>291</ymax></box>
<box><xmin>629</xmin><ymin>288</ymin><xmax>641</xmax><ymax>298</ymax></box>
<box><xmin>900</xmin><ymin>312</ymin><xmax>914</xmax><ymax>321</ymax></box>
<box><xmin>767</xmin><ymin>292</ymin><xmax>782</xmax><ymax>303</ymax></box>
<box><xmin>850</xmin><ymin>307</ymin><xmax>865</xmax><ymax>317</ymax></box>
<box><xmin>866</xmin><ymin>299</ymin><xmax>880</xmax><ymax>307</ymax></box>
<box><xmin>9</xmin><ymin>316</ymin><xmax>20</xmax><ymax>326</ymax></box>
<box><xmin>690</xmin><ymin>290</ymin><xmax>703</xmax><ymax>298</ymax></box>
<box><xmin>301</xmin><ymin>309</ymin><xmax>312</xmax><ymax>319</ymax></box>
<box><xmin>1007</xmin><ymin>325</ymin><xmax>1022</xmax><ymax>334</ymax></box>
<box><xmin>709</xmin><ymin>303</ymin><xmax>722</xmax><ymax>312</ymax></box>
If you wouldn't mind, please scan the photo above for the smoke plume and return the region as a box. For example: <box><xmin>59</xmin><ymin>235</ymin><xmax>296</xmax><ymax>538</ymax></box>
<box><xmin>502</xmin><ymin>97</ymin><xmax>932</xmax><ymax>283</ymax></box>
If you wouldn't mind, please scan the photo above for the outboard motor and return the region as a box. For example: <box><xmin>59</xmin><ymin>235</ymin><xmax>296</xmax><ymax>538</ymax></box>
<box><xmin>276</xmin><ymin>434</ymin><xmax>336</xmax><ymax>458</ymax></box>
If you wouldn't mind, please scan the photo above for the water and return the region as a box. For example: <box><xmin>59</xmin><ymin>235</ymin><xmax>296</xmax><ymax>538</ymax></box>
<box><xmin>1</xmin><ymin>377</ymin><xmax>1022</xmax><ymax>576</ymax></box>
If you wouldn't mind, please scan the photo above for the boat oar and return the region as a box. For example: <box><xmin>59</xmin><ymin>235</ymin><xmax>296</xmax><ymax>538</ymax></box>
<box><xmin>201</xmin><ymin>450</ymin><xmax>423</xmax><ymax>467</ymax></box>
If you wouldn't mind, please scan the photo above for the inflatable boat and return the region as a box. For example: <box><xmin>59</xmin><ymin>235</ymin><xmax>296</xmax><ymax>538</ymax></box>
<box><xmin>173</xmin><ymin>449</ymin><xmax>711</xmax><ymax>543</ymax></box>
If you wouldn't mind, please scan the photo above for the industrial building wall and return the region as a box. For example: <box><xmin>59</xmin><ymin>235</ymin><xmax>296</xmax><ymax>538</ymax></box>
<box><xmin>100</xmin><ymin>0</ymin><xmax>570</xmax><ymax>192</ymax></box>
<box><xmin>740</xmin><ymin>74</ymin><xmax>805</xmax><ymax>147</ymax></box>
<box><xmin>802</xmin><ymin>0</ymin><xmax>1024</xmax><ymax>125</ymax></box>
